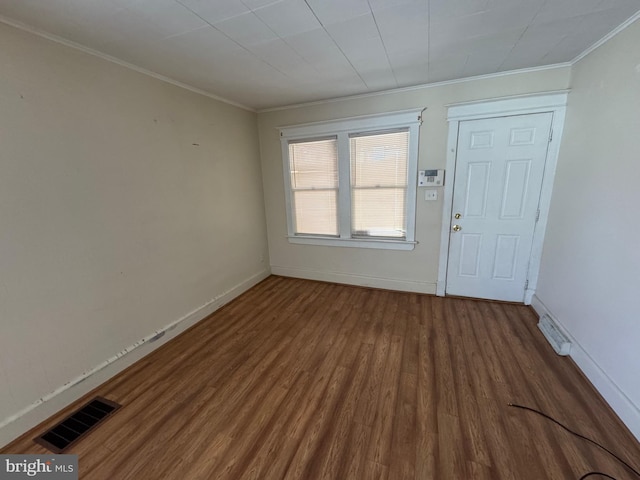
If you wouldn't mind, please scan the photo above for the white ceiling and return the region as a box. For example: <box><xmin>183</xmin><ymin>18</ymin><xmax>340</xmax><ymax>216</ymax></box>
<box><xmin>1</xmin><ymin>0</ymin><xmax>639</xmax><ymax>110</ymax></box>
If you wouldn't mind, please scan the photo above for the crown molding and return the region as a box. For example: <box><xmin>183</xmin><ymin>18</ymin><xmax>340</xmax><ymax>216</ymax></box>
<box><xmin>571</xmin><ymin>9</ymin><xmax>640</xmax><ymax>64</ymax></box>
<box><xmin>257</xmin><ymin>63</ymin><xmax>572</xmax><ymax>113</ymax></box>
<box><xmin>0</xmin><ymin>14</ymin><xmax>255</xmax><ymax>113</ymax></box>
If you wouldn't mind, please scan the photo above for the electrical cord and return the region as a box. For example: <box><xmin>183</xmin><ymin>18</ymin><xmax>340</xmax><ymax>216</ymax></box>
<box><xmin>579</xmin><ymin>473</ymin><xmax>619</xmax><ymax>480</ymax></box>
<box><xmin>508</xmin><ymin>403</ymin><xmax>640</xmax><ymax>480</ymax></box>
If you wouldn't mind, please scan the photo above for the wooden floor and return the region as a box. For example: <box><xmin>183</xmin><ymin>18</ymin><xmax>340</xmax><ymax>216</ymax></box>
<box><xmin>3</xmin><ymin>276</ymin><xmax>640</xmax><ymax>479</ymax></box>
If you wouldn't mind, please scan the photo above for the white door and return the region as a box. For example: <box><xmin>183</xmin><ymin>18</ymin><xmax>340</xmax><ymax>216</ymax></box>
<box><xmin>446</xmin><ymin>112</ymin><xmax>553</xmax><ymax>302</ymax></box>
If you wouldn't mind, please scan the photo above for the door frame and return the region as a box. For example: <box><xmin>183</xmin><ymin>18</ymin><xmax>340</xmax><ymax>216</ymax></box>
<box><xmin>436</xmin><ymin>91</ymin><xmax>569</xmax><ymax>304</ymax></box>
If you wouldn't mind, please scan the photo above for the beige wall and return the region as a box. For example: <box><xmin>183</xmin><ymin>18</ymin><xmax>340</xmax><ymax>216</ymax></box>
<box><xmin>535</xmin><ymin>19</ymin><xmax>640</xmax><ymax>440</ymax></box>
<box><xmin>258</xmin><ymin>68</ymin><xmax>571</xmax><ymax>292</ymax></box>
<box><xmin>0</xmin><ymin>23</ymin><xmax>269</xmax><ymax>444</ymax></box>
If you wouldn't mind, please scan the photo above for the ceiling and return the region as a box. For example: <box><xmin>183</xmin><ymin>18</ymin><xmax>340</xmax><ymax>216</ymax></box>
<box><xmin>1</xmin><ymin>0</ymin><xmax>639</xmax><ymax>110</ymax></box>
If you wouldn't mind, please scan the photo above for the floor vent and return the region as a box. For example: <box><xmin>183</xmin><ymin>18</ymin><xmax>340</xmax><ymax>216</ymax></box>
<box><xmin>34</xmin><ymin>397</ymin><xmax>121</xmax><ymax>453</ymax></box>
<box><xmin>538</xmin><ymin>314</ymin><xmax>571</xmax><ymax>356</ymax></box>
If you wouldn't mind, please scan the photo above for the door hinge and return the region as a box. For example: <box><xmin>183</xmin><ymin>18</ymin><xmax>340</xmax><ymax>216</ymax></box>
<box><xmin>524</xmin><ymin>279</ymin><xmax>529</xmax><ymax>290</ymax></box>
<box><xmin>535</xmin><ymin>209</ymin><xmax>540</xmax><ymax>223</ymax></box>
<box><xmin>549</xmin><ymin>129</ymin><xmax>553</xmax><ymax>142</ymax></box>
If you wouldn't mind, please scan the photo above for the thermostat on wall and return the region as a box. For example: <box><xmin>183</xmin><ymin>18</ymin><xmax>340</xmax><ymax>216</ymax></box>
<box><xmin>418</xmin><ymin>169</ymin><xmax>445</xmax><ymax>187</ymax></box>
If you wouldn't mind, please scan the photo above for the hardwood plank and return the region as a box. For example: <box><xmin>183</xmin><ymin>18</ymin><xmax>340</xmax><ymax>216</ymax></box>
<box><xmin>365</xmin><ymin>334</ymin><xmax>404</xmax><ymax>465</ymax></box>
<box><xmin>352</xmin><ymin>316</ymin><xmax>392</xmax><ymax>426</ymax></box>
<box><xmin>474</xmin><ymin>396</ymin><xmax>522</xmax><ymax>480</ymax></box>
<box><xmin>314</xmin><ymin>343</ymin><xmax>373</xmax><ymax>480</ymax></box>
<box><xmin>432</xmin><ymin>300</ymin><xmax>458</xmax><ymax>417</ymax></box>
<box><xmin>337</xmin><ymin>421</ymin><xmax>371</xmax><ymax>480</ymax></box>
<box><xmin>220</xmin><ymin>370</ymin><xmax>312</xmax><ymax>480</ymax></box>
<box><xmin>414</xmin><ymin>432</ymin><xmax>437</xmax><ymax>480</ymax></box>
<box><xmin>388</xmin><ymin>372</ymin><xmax>417</xmax><ymax>480</ymax></box>
<box><xmin>283</xmin><ymin>366</ymin><xmax>351</xmax><ymax>479</ymax></box>
<box><xmin>400</xmin><ymin>293</ymin><xmax>420</xmax><ymax>375</ymax></box>
<box><xmin>467</xmin><ymin>460</ymin><xmax>495</xmax><ymax>480</ymax></box>
<box><xmin>3</xmin><ymin>276</ymin><xmax>639</xmax><ymax>480</ymax></box>
<box><xmin>450</xmin><ymin>336</ymin><xmax>492</xmax><ymax>468</ymax></box>
<box><xmin>415</xmin><ymin>321</ymin><xmax>438</xmax><ymax>480</ymax></box>
<box><xmin>362</xmin><ymin>460</ymin><xmax>389</xmax><ymax>480</ymax></box>
<box><xmin>436</xmin><ymin>412</ymin><xmax>468</xmax><ymax>480</ymax></box>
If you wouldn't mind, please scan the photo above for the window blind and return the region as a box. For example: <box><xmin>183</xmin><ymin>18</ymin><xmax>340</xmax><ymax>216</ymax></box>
<box><xmin>288</xmin><ymin>137</ymin><xmax>338</xmax><ymax>236</ymax></box>
<box><xmin>350</xmin><ymin>130</ymin><xmax>409</xmax><ymax>238</ymax></box>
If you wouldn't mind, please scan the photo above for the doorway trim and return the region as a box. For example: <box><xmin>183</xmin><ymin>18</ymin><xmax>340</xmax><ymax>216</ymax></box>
<box><xmin>436</xmin><ymin>91</ymin><xmax>569</xmax><ymax>304</ymax></box>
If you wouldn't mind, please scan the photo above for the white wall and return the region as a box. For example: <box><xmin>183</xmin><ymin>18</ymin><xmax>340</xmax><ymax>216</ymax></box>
<box><xmin>0</xmin><ymin>23</ymin><xmax>269</xmax><ymax>446</ymax></box>
<box><xmin>535</xmin><ymin>19</ymin><xmax>640</xmax><ymax>440</ymax></box>
<box><xmin>258</xmin><ymin>68</ymin><xmax>571</xmax><ymax>293</ymax></box>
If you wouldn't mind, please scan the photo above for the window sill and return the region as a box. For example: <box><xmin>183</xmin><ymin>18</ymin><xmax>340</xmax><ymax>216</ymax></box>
<box><xmin>286</xmin><ymin>235</ymin><xmax>417</xmax><ymax>251</ymax></box>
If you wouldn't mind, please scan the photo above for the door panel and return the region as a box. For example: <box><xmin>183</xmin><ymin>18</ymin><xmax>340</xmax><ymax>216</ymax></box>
<box><xmin>464</xmin><ymin>163</ymin><xmax>491</xmax><ymax>217</ymax></box>
<box><xmin>459</xmin><ymin>234</ymin><xmax>482</xmax><ymax>277</ymax></box>
<box><xmin>500</xmin><ymin>160</ymin><xmax>531</xmax><ymax>219</ymax></box>
<box><xmin>492</xmin><ymin>235</ymin><xmax>519</xmax><ymax>280</ymax></box>
<box><xmin>446</xmin><ymin>113</ymin><xmax>553</xmax><ymax>302</ymax></box>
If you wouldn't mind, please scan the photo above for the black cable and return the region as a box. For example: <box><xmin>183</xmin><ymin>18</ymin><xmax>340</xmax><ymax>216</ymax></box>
<box><xmin>508</xmin><ymin>403</ymin><xmax>640</xmax><ymax>479</ymax></box>
<box><xmin>579</xmin><ymin>473</ymin><xmax>619</xmax><ymax>480</ymax></box>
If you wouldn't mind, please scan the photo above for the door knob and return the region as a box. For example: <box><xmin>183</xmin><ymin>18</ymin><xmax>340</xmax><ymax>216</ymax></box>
<box><xmin>452</xmin><ymin>225</ymin><xmax>462</xmax><ymax>232</ymax></box>
<box><xmin>454</xmin><ymin>213</ymin><xmax>461</xmax><ymax>219</ymax></box>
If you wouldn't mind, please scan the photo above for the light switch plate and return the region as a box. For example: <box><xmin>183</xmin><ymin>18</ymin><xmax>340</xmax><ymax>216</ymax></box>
<box><xmin>425</xmin><ymin>190</ymin><xmax>438</xmax><ymax>201</ymax></box>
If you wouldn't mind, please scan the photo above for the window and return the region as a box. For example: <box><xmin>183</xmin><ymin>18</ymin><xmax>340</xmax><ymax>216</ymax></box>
<box><xmin>281</xmin><ymin>110</ymin><xmax>422</xmax><ymax>250</ymax></box>
<box><xmin>350</xmin><ymin>130</ymin><xmax>409</xmax><ymax>239</ymax></box>
<box><xmin>288</xmin><ymin>137</ymin><xmax>338</xmax><ymax>236</ymax></box>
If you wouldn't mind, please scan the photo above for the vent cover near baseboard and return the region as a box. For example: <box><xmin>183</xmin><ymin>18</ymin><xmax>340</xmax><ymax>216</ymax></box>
<box><xmin>34</xmin><ymin>397</ymin><xmax>121</xmax><ymax>453</ymax></box>
<box><xmin>538</xmin><ymin>314</ymin><xmax>571</xmax><ymax>356</ymax></box>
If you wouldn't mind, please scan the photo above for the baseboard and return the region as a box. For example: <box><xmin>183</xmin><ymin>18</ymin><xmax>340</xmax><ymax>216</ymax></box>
<box><xmin>0</xmin><ymin>269</ymin><xmax>270</xmax><ymax>449</ymax></box>
<box><xmin>531</xmin><ymin>294</ymin><xmax>640</xmax><ymax>443</ymax></box>
<box><xmin>270</xmin><ymin>265</ymin><xmax>436</xmax><ymax>294</ymax></box>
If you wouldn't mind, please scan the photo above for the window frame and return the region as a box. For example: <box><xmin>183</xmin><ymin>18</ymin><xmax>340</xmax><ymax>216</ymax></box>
<box><xmin>280</xmin><ymin>109</ymin><xmax>423</xmax><ymax>251</ymax></box>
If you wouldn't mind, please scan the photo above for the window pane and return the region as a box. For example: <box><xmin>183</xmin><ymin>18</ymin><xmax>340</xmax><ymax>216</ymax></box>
<box><xmin>351</xmin><ymin>188</ymin><xmax>406</xmax><ymax>238</ymax></box>
<box><xmin>293</xmin><ymin>190</ymin><xmax>338</xmax><ymax>235</ymax></box>
<box><xmin>289</xmin><ymin>138</ymin><xmax>337</xmax><ymax>189</ymax></box>
<box><xmin>350</xmin><ymin>131</ymin><xmax>409</xmax><ymax>238</ymax></box>
<box><xmin>288</xmin><ymin>138</ymin><xmax>338</xmax><ymax>236</ymax></box>
<box><xmin>350</xmin><ymin>130</ymin><xmax>408</xmax><ymax>187</ymax></box>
